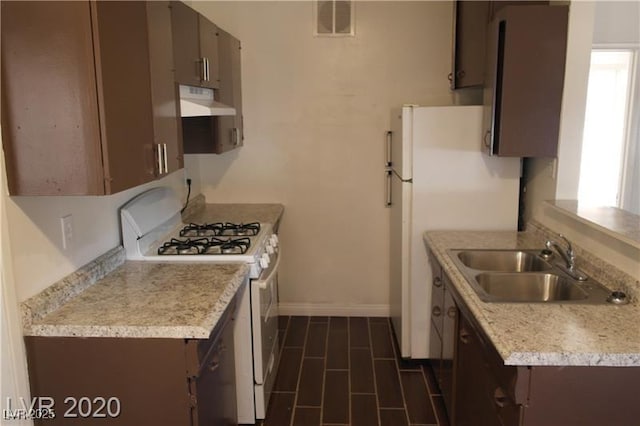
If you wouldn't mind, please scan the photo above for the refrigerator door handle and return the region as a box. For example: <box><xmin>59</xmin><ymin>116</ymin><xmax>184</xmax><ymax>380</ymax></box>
<box><xmin>385</xmin><ymin>170</ymin><xmax>392</xmax><ymax>207</ymax></box>
<box><xmin>385</xmin><ymin>131</ymin><xmax>393</xmax><ymax>167</ymax></box>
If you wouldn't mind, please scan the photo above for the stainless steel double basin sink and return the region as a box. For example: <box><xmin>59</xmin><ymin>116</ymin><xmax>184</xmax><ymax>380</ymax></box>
<box><xmin>449</xmin><ymin>249</ymin><xmax>616</xmax><ymax>304</ymax></box>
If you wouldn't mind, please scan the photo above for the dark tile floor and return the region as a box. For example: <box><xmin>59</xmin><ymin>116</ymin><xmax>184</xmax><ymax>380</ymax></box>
<box><xmin>260</xmin><ymin>316</ymin><xmax>450</xmax><ymax>426</ymax></box>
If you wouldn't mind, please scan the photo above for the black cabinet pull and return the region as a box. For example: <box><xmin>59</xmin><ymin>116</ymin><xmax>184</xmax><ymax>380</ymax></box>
<box><xmin>494</xmin><ymin>386</ymin><xmax>509</xmax><ymax>408</ymax></box>
<box><xmin>459</xmin><ymin>327</ymin><xmax>470</xmax><ymax>344</ymax></box>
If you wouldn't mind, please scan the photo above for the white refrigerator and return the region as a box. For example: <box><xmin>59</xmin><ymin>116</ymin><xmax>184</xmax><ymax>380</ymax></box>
<box><xmin>387</xmin><ymin>105</ymin><xmax>521</xmax><ymax>359</ymax></box>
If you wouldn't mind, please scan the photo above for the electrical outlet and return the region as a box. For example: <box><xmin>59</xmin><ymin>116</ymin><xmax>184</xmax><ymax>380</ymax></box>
<box><xmin>61</xmin><ymin>215</ymin><xmax>73</xmax><ymax>250</ymax></box>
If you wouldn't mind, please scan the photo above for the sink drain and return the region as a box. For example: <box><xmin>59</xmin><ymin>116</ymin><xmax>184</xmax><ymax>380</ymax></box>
<box><xmin>606</xmin><ymin>291</ymin><xmax>629</xmax><ymax>305</ymax></box>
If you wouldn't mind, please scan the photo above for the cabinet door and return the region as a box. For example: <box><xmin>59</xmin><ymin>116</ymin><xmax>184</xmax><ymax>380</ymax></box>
<box><xmin>1</xmin><ymin>1</ymin><xmax>104</xmax><ymax>195</ymax></box>
<box><xmin>196</xmin><ymin>314</ymin><xmax>237</xmax><ymax>426</ymax></box>
<box><xmin>199</xmin><ymin>15</ymin><xmax>221</xmax><ymax>89</ymax></box>
<box><xmin>451</xmin><ymin>1</ymin><xmax>489</xmax><ymax>89</ymax></box>
<box><xmin>488</xmin><ymin>0</ymin><xmax>548</xmax><ymax>19</ymax></box>
<box><xmin>454</xmin><ymin>315</ymin><xmax>499</xmax><ymax>426</ymax></box>
<box><xmin>170</xmin><ymin>1</ymin><xmax>202</xmax><ymax>86</ymax></box>
<box><xmin>482</xmin><ymin>5</ymin><xmax>568</xmax><ymax>157</ymax></box>
<box><xmin>440</xmin><ymin>279</ymin><xmax>458</xmax><ymax>415</ymax></box>
<box><xmin>216</xmin><ymin>29</ymin><xmax>243</xmax><ymax>154</ymax></box>
<box><xmin>92</xmin><ymin>1</ymin><xmax>157</xmax><ymax>193</ymax></box>
<box><xmin>146</xmin><ymin>1</ymin><xmax>183</xmax><ymax>174</ymax></box>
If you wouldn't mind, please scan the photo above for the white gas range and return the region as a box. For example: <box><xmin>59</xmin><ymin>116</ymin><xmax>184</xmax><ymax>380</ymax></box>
<box><xmin>120</xmin><ymin>187</ymin><xmax>280</xmax><ymax>424</ymax></box>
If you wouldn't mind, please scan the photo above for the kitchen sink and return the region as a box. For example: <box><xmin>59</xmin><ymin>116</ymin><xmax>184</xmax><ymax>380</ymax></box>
<box><xmin>456</xmin><ymin>250</ymin><xmax>552</xmax><ymax>272</ymax></box>
<box><xmin>448</xmin><ymin>249</ymin><xmax>615</xmax><ymax>304</ymax></box>
<box><xmin>475</xmin><ymin>273</ymin><xmax>588</xmax><ymax>302</ymax></box>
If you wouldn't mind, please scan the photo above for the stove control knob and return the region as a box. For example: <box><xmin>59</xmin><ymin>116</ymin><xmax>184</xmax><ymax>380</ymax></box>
<box><xmin>260</xmin><ymin>253</ymin><xmax>271</xmax><ymax>268</ymax></box>
<box><xmin>266</xmin><ymin>244</ymin><xmax>275</xmax><ymax>254</ymax></box>
<box><xmin>270</xmin><ymin>234</ymin><xmax>279</xmax><ymax>245</ymax></box>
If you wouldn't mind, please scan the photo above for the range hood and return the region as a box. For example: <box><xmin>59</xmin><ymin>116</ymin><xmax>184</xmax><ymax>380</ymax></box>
<box><xmin>179</xmin><ymin>85</ymin><xmax>236</xmax><ymax>117</ymax></box>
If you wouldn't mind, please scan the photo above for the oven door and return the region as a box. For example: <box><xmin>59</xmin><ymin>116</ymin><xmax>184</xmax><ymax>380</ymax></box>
<box><xmin>251</xmin><ymin>249</ymin><xmax>281</xmax><ymax>419</ymax></box>
<box><xmin>251</xmin><ymin>249</ymin><xmax>280</xmax><ymax>385</ymax></box>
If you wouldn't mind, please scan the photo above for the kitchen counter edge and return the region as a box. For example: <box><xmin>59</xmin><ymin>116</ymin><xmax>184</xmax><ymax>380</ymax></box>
<box><xmin>22</xmin><ymin>249</ymin><xmax>250</xmax><ymax>340</ymax></box>
<box><xmin>423</xmin><ymin>230</ymin><xmax>640</xmax><ymax>367</ymax></box>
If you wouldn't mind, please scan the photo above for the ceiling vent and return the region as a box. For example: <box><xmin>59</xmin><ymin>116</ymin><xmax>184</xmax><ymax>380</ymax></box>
<box><xmin>314</xmin><ymin>0</ymin><xmax>355</xmax><ymax>37</ymax></box>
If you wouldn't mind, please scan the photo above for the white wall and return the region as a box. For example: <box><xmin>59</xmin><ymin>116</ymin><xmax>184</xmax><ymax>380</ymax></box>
<box><xmin>593</xmin><ymin>0</ymin><xmax>640</xmax><ymax>45</ymax></box>
<box><xmin>1</xmin><ymin>131</ymin><xmax>32</xmax><ymax>426</ymax></box>
<box><xmin>186</xmin><ymin>1</ymin><xmax>454</xmax><ymax>314</ymax></box>
<box><xmin>6</xmin><ymin>171</ymin><xmax>186</xmax><ymax>302</ymax></box>
<box><xmin>525</xmin><ymin>1</ymin><xmax>595</xmax><ymax>221</ymax></box>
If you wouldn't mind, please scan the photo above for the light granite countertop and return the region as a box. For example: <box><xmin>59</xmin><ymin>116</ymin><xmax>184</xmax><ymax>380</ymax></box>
<box><xmin>23</xmin><ymin>259</ymin><xmax>250</xmax><ymax>339</ymax></box>
<box><xmin>424</xmin><ymin>230</ymin><xmax>640</xmax><ymax>367</ymax></box>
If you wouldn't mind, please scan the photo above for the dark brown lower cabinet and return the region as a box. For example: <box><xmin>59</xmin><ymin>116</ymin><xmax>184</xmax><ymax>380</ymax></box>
<box><xmin>24</xmin><ymin>294</ymin><xmax>239</xmax><ymax>426</ymax></box>
<box><xmin>428</xmin><ymin>253</ymin><xmax>640</xmax><ymax>426</ymax></box>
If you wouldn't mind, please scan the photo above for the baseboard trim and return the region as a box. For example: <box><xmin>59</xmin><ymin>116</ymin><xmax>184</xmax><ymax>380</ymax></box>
<box><xmin>278</xmin><ymin>303</ymin><xmax>390</xmax><ymax>317</ymax></box>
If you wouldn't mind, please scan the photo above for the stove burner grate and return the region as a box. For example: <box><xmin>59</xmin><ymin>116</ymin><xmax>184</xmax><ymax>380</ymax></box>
<box><xmin>179</xmin><ymin>223</ymin><xmax>224</xmax><ymax>237</ymax></box>
<box><xmin>157</xmin><ymin>236</ymin><xmax>251</xmax><ymax>255</ymax></box>
<box><xmin>220</xmin><ymin>222</ymin><xmax>261</xmax><ymax>236</ymax></box>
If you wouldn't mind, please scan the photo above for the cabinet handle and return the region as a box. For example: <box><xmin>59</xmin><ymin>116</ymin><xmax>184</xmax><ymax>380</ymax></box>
<box><xmin>163</xmin><ymin>143</ymin><xmax>168</xmax><ymax>173</ymax></box>
<box><xmin>199</xmin><ymin>57</ymin><xmax>207</xmax><ymax>81</ymax></box>
<box><xmin>209</xmin><ymin>357</ymin><xmax>220</xmax><ymax>372</ymax></box>
<box><xmin>385</xmin><ymin>170</ymin><xmax>392</xmax><ymax>207</ymax></box>
<box><xmin>459</xmin><ymin>327</ymin><xmax>470</xmax><ymax>344</ymax></box>
<box><xmin>385</xmin><ymin>131</ymin><xmax>392</xmax><ymax>167</ymax></box>
<box><xmin>483</xmin><ymin>130</ymin><xmax>492</xmax><ymax>149</ymax></box>
<box><xmin>232</xmin><ymin>128</ymin><xmax>240</xmax><ymax>146</ymax></box>
<box><xmin>205</xmin><ymin>57</ymin><xmax>210</xmax><ymax>81</ymax></box>
<box><xmin>447</xmin><ymin>72</ymin><xmax>453</xmax><ymax>82</ymax></box>
<box><xmin>433</xmin><ymin>276</ymin><xmax>443</xmax><ymax>288</ymax></box>
<box><xmin>157</xmin><ymin>143</ymin><xmax>163</xmax><ymax>174</ymax></box>
<box><xmin>432</xmin><ymin>306</ymin><xmax>442</xmax><ymax>317</ymax></box>
<box><xmin>494</xmin><ymin>386</ymin><xmax>509</xmax><ymax>408</ymax></box>
<box><xmin>447</xmin><ymin>306</ymin><xmax>457</xmax><ymax>318</ymax></box>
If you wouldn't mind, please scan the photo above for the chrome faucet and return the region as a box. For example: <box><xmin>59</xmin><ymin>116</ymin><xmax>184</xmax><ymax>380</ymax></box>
<box><xmin>545</xmin><ymin>235</ymin><xmax>588</xmax><ymax>281</ymax></box>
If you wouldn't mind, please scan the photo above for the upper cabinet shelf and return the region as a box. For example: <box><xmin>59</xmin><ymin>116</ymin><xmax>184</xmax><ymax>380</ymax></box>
<box><xmin>1</xmin><ymin>1</ymin><xmax>182</xmax><ymax>195</ymax></box>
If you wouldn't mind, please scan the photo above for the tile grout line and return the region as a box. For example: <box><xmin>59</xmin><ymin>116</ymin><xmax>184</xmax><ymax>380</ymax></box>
<box><xmin>319</xmin><ymin>317</ymin><xmax>330</xmax><ymax>426</ymax></box>
<box><xmin>420</xmin><ymin>364</ymin><xmax>442</xmax><ymax>426</ymax></box>
<box><xmin>367</xmin><ymin>317</ymin><xmax>382</xmax><ymax>426</ymax></box>
<box><xmin>289</xmin><ymin>318</ymin><xmax>310</xmax><ymax>426</ymax></box>
<box><xmin>347</xmin><ymin>317</ymin><xmax>352</xmax><ymax>426</ymax></box>
<box><xmin>264</xmin><ymin>317</ymin><xmax>291</xmax><ymax>426</ymax></box>
<box><xmin>386</xmin><ymin>318</ymin><xmax>413</xmax><ymax>426</ymax></box>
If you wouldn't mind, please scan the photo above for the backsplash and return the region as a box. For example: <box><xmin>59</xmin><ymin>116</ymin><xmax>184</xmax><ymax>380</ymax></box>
<box><xmin>528</xmin><ymin>220</ymin><xmax>639</xmax><ymax>303</ymax></box>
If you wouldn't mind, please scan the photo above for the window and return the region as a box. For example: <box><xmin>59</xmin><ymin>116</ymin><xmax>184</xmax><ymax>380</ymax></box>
<box><xmin>578</xmin><ymin>49</ymin><xmax>638</xmax><ymax>211</ymax></box>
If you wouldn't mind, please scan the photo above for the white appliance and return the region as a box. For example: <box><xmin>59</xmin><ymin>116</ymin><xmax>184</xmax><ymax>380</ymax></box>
<box><xmin>120</xmin><ymin>187</ymin><xmax>280</xmax><ymax>423</ymax></box>
<box><xmin>387</xmin><ymin>105</ymin><xmax>520</xmax><ymax>359</ymax></box>
<box><xmin>179</xmin><ymin>84</ymin><xmax>236</xmax><ymax>117</ymax></box>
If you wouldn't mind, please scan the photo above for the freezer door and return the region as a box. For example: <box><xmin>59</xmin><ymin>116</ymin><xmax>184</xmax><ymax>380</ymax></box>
<box><xmin>389</xmin><ymin>172</ymin><xmax>412</xmax><ymax>358</ymax></box>
<box><xmin>389</xmin><ymin>106</ymin><xmax>413</xmax><ymax>180</ymax></box>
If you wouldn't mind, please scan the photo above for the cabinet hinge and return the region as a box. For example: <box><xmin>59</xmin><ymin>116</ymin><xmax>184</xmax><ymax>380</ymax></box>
<box><xmin>189</xmin><ymin>393</ymin><xmax>197</xmax><ymax>408</ymax></box>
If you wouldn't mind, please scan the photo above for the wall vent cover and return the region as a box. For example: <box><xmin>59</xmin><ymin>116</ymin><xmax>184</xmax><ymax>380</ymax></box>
<box><xmin>314</xmin><ymin>1</ymin><xmax>355</xmax><ymax>37</ymax></box>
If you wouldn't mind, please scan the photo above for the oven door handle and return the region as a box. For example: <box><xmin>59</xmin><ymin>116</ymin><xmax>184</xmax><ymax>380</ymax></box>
<box><xmin>255</xmin><ymin>249</ymin><xmax>281</xmax><ymax>289</ymax></box>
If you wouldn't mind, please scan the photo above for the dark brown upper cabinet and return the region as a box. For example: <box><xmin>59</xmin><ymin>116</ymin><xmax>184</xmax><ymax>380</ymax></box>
<box><xmin>449</xmin><ymin>1</ymin><xmax>549</xmax><ymax>90</ymax></box>
<box><xmin>182</xmin><ymin>28</ymin><xmax>244</xmax><ymax>155</ymax></box>
<box><xmin>147</xmin><ymin>1</ymin><xmax>184</xmax><ymax>175</ymax></box>
<box><xmin>170</xmin><ymin>1</ymin><xmax>220</xmax><ymax>89</ymax></box>
<box><xmin>488</xmin><ymin>0</ymin><xmax>548</xmax><ymax>19</ymax></box>
<box><xmin>1</xmin><ymin>1</ymin><xmax>181</xmax><ymax>196</ymax></box>
<box><xmin>215</xmin><ymin>29</ymin><xmax>244</xmax><ymax>154</ymax></box>
<box><xmin>482</xmin><ymin>5</ymin><xmax>568</xmax><ymax>157</ymax></box>
<box><xmin>450</xmin><ymin>1</ymin><xmax>490</xmax><ymax>90</ymax></box>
